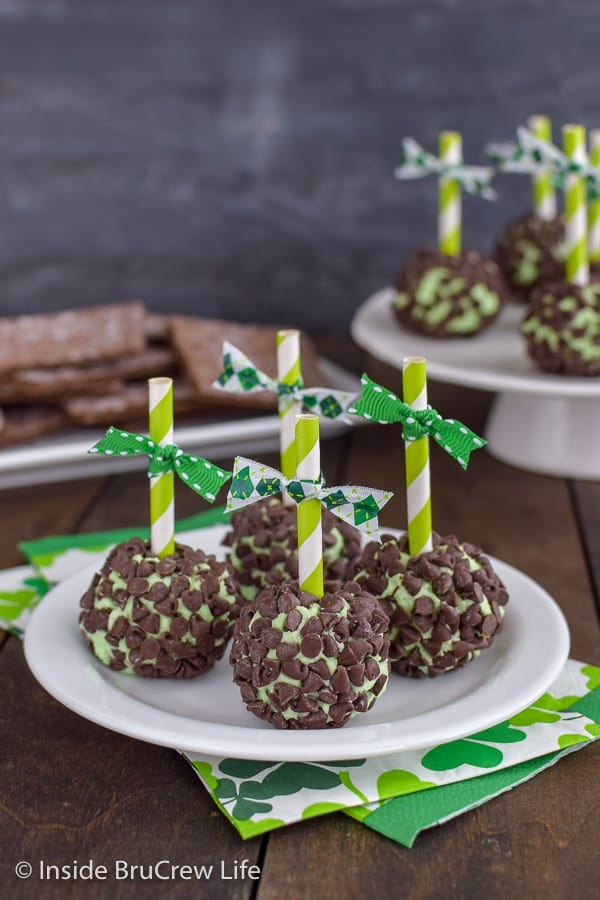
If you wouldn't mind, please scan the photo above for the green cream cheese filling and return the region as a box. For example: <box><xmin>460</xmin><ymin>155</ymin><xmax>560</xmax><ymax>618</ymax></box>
<box><xmin>356</xmin><ymin>541</ymin><xmax>500</xmax><ymax>675</ymax></box>
<box><xmin>247</xmin><ymin>600</ymin><xmax>389</xmax><ymax>722</ymax></box>
<box><xmin>82</xmin><ymin>551</ymin><xmax>237</xmax><ymax>675</ymax></box>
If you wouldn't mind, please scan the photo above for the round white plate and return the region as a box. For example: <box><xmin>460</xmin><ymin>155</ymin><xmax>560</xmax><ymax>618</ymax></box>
<box><xmin>351</xmin><ymin>288</ymin><xmax>600</xmax><ymax>399</ymax></box>
<box><xmin>24</xmin><ymin>527</ymin><xmax>570</xmax><ymax>761</ymax></box>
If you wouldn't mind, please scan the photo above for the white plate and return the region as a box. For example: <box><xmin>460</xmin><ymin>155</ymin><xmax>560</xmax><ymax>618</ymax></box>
<box><xmin>351</xmin><ymin>289</ymin><xmax>600</xmax><ymax>398</ymax></box>
<box><xmin>23</xmin><ymin>526</ymin><xmax>570</xmax><ymax>761</ymax></box>
<box><xmin>0</xmin><ymin>359</ymin><xmax>360</xmax><ymax>491</ymax></box>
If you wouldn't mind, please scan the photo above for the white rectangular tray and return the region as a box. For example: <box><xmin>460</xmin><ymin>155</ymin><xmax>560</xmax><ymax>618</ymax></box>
<box><xmin>0</xmin><ymin>359</ymin><xmax>360</xmax><ymax>489</ymax></box>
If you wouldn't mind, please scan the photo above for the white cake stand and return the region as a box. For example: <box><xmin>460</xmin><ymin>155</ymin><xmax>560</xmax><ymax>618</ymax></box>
<box><xmin>351</xmin><ymin>289</ymin><xmax>600</xmax><ymax>479</ymax></box>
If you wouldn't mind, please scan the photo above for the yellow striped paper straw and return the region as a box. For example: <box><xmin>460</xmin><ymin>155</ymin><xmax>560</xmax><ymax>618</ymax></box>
<box><xmin>528</xmin><ymin>115</ymin><xmax>557</xmax><ymax>220</ymax></box>
<box><xmin>402</xmin><ymin>357</ymin><xmax>433</xmax><ymax>556</ymax></box>
<box><xmin>295</xmin><ymin>413</ymin><xmax>324</xmax><ymax>598</ymax></box>
<box><xmin>149</xmin><ymin>376</ymin><xmax>175</xmax><ymax>558</ymax></box>
<box><xmin>564</xmin><ymin>124</ymin><xmax>589</xmax><ymax>286</ymax></box>
<box><xmin>589</xmin><ymin>130</ymin><xmax>600</xmax><ymax>262</ymax></box>
<box><xmin>438</xmin><ymin>131</ymin><xmax>462</xmax><ymax>257</ymax></box>
<box><xmin>277</xmin><ymin>330</ymin><xmax>302</xmax><ymax>506</ymax></box>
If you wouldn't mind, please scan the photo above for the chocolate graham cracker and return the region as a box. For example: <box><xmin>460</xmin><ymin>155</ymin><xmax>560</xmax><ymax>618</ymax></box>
<box><xmin>170</xmin><ymin>318</ymin><xmax>327</xmax><ymax>410</ymax></box>
<box><xmin>0</xmin><ymin>302</ymin><xmax>147</xmax><ymax>374</ymax></box>
<box><xmin>62</xmin><ymin>379</ymin><xmax>205</xmax><ymax>427</ymax></box>
<box><xmin>0</xmin><ymin>346</ymin><xmax>177</xmax><ymax>403</ymax></box>
<box><xmin>0</xmin><ymin>406</ymin><xmax>68</xmax><ymax>448</ymax></box>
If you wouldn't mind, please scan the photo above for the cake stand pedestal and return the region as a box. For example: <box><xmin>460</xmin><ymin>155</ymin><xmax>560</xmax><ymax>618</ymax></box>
<box><xmin>351</xmin><ymin>289</ymin><xmax>600</xmax><ymax>479</ymax></box>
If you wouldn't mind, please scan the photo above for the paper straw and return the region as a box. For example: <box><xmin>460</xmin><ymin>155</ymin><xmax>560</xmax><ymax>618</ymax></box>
<box><xmin>528</xmin><ymin>115</ymin><xmax>557</xmax><ymax>220</ymax></box>
<box><xmin>149</xmin><ymin>377</ymin><xmax>175</xmax><ymax>558</ymax></box>
<box><xmin>277</xmin><ymin>330</ymin><xmax>302</xmax><ymax>506</ymax></box>
<box><xmin>589</xmin><ymin>130</ymin><xmax>600</xmax><ymax>262</ymax></box>
<box><xmin>295</xmin><ymin>414</ymin><xmax>324</xmax><ymax>599</ymax></box>
<box><xmin>438</xmin><ymin>131</ymin><xmax>462</xmax><ymax>257</ymax></box>
<box><xmin>402</xmin><ymin>357</ymin><xmax>433</xmax><ymax>556</ymax></box>
<box><xmin>563</xmin><ymin>124</ymin><xmax>589</xmax><ymax>286</ymax></box>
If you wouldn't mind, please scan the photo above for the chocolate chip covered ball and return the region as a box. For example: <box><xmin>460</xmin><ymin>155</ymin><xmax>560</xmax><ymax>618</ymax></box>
<box><xmin>353</xmin><ymin>532</ymin><xmax>508</xmax><ymax>678</ymax></box>
<box><xmin>494</xmin><ymin>213</ymin><xmax>564</xmax><ymax>301</ymax></box>
<box><xmin>392</xmin><ymin>249</ymin><xmax>506</xmax><ymax>337</ymax></box>
<box><xmin>79</xmin><ymin>537</ymin><xmax>241</xmax><ymax>678</ymax></box>
<box><xmin>230</xmin><ymin>580</ymin><xmax>390</xmax><ymax>729</ymax></box>
<box><xmin>223</xmin><ymin>498</ymin><xmax>362</xmax><ymax>602</ymax></box>
<box><xmin>521</xmin><ymin>280</ymin><xmax>600</xmax><ymax>375</ymax></box>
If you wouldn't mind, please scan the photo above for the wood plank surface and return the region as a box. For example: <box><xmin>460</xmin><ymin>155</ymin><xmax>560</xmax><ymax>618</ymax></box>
<box><xmin>1</xmin><ymin>383</ymin><xmax>599</xmax><ymax>898</ymax></box>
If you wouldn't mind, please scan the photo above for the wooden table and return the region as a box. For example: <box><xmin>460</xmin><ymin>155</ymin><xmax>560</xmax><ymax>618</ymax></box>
<box><xmin>1</xmin><ymin>352</ymin><xmax>599</xmax><ymax>900</ymax></box>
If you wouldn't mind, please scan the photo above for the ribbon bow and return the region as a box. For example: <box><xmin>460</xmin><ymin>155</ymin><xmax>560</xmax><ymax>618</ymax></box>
<box><xmin>394</xmin><ymin>137</ymin><xmax>497</xmax><ymax>200</ymax></box>
<box><xmin>487</xmin><ymin>127</ymin><xmax>600</xmax><ymax>199</ymax></box>
<box><xmin>88</xmin><ymin>426</ymin><xmax>232</xmax><ymax>502</ymax></box>
<box><xmin>227</xmin><ymin>456</ymin><xmax>393</xmax><ymax>540</ymax></box>
<box><xmin>348</xmin><ymin>375</ymin><xmax>486</xmax><ymax>470</ymax></box>
<box><xmin>213</xmin><ymin>341</ymin><xmax>358</xmax><ymax>420</ymax></box>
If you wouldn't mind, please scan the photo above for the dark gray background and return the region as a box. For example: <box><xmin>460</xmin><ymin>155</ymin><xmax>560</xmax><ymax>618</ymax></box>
<box><xmin>0</xmin><ymin>0</ymin><xmax>597</xmax><ymax>330</ymax></box>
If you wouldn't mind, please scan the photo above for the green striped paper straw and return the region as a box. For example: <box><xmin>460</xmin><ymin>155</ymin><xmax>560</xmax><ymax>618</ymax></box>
<box><xmin>295</xmin><ymin>414</ymin><xmax>324</xmax><ymax>598</ymax></box>
<box><xmin>528</xmin><ymin>115</ymin><xmax>557</xmax><ymax>220</ymax></box>
<box><xmin>438</xmin><ymin>131</ymin><xmax>462</xmax><ymax>257</ymax></box>
<box><xmin>402</xmin><ymin>357</ymin><xmax>433</xmax><ymax>556</ymax></box>
<box><xmin>589</xmin><ymin>130</ymin><xmax>600</xmax><ymax>262</ymax></box>
<box><xmin>149</xmin><ymin>377</ymin><xmax>175</xmax><ymax>558</ymax></box>
<box><xmin>564</xmin><ymin>124</ymin><xmax>589</xmax><ymax>286</ymax></box>
<box><xmin>277</xmin><ymin>330</ymin><xmax>302</xmax><ymax>506</ymax></box>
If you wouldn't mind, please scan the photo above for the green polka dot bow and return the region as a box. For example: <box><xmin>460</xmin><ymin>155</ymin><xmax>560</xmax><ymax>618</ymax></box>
<box><xmin>348</xmin><ymin>375</ymin><xmax>486</xmax><ymax>470</ymax></box>
<box><xmin>88</xmin><ymin>427</ymin><xmax>232</xmax><ymax>502</ymax></box>
<box><xmin>227</xmin><ymin>456</ymin><xmax>393</xmax><ymax>540</ymax></box>
<box><xmin>395</xmin><ymin>137</ymin><xmax>497</xmax><ymax>199</ymax></box>
<box><xmin>487</xmin><ymin>127</ymin><xmax>600</xmax><ymax>199</ymax></box>
<box><xmin>213</xmin><ymin>341</ymin><xmax>358</xmax><ymax>420</ymax></box>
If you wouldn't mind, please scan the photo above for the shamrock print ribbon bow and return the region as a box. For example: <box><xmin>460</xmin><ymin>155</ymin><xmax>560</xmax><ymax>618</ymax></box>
<box><xmin>395</xmin><ymin>137</ymin><xmax>497</xmax><ymax>200</ymax></box>
<box><xmin>227</xmin><ymin>456</ymin><xmax>393</xmax><ymax>540</ymax></box>
<box><xmin>88</xmin><ymin>426</ymin><xmax>232</xmax><ymax>502</ymax></box>
<box><xmin>348</xmin><ymin>375</ymin><xmax>486</xmax><ymax>470</ymax></box>
<box><xmin>213</xmin><ymin>341</ymin><xmax>358</xmax><ymax>420</ymax></box>
<box><xmin>487</xmin><ymin>127</ymin><xmax>600</xmax><ymax>199</ymax></box>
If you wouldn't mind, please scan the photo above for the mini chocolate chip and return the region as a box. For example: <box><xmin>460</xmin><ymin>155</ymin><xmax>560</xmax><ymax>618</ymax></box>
<box><xmin>285</xmin><ymin>609</ymin><xmax>302</xmax><ymax>631</ymax></box>
<box><xmin>303</xmin><ymin>671</ymin><xmax>324</xmax><ymax>692</ymax></box>
<box><xmin>300</xmin><ymin>617</ymin><xmax>324</xmax><ymax>636</ymax></box>
<box><xmin>140</xmin><ymin>637</ymin><xmax>160</xmax><ymax>659</ymax></box>
<box><xmin>300</xmin><ymin>634</ymin><xmax>323</xmax><ymax>659</ymax></box>
<box><xmin>309</xmin><ymin>659</ymin><xmax>331</xmax><ymax>680</ymax></box>
<box><xmin>144</xmin><ymin>582</ymin><xmax>169</xmax><ymax>603</ymax></box>
<box><xmin>170</xmin><ymin>617</ymin><xmax>189</xmax><ymax>640</ymax></box>
<box><xmin>124</xmin><ymin>626</ymin><xmax>144</xmax><ymax>649</ymax></box>
<box><xmin>282</xmin><ymin>659</ymin><xmax>309</xmax><ymax>680</ymax></box>
<box><xmin>276</xmin><ymin>641</ymin><xmax>298</xmax><ymax>660</ymax></box>
<box><xmin>330</xmin><ymin>666</ymin><xmax>351</xmax><ymax>693</ymax></box>
<box><xmin>261</xmin><ymin>627</ymin><xmax>283</xmax><ymax>648</ymax></box>
<box><xmin>157</xmin><ymin>558</ymin><xmax>177</xmax><ymax>576</ymax></box>
<box><xmin>372</xmin><ymin>673</ymin><xmax>387</xmax><ymax>696</ymax></box>
<box><xmin>138</xmin><ymin>614</ymin><xmax>160</xmax><ymax>634</ymax></box>
<box><xmin>481</xmin><ymin>614</ymin><xmax>498</xmax><ymax>636</ymax></box>
<box><xmin>415</xmin><ymin>595</ymin><xmax>434</xmax><ymax>616</ymax></box>
<box><xmin>128</xmin><ymin>577</ymin><xmax>150</xmax><ymax>596</ymax></box>
<box><xmin>329</xmin><ymin>702</ymin><xmax>353</xmax><ymax>725</ymax></box>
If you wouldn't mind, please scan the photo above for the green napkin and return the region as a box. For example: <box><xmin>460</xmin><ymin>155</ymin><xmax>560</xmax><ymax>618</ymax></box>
<box><xmin>8</xmin><ymin>516</ymin><xmax>600</xmax><ymax>847</ymax></box>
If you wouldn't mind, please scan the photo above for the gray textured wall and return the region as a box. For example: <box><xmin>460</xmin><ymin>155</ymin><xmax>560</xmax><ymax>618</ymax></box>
<box><xmin>0</xmin><ymin>0</ymin><xmax>597</xmax><ymax>329</ymax></box>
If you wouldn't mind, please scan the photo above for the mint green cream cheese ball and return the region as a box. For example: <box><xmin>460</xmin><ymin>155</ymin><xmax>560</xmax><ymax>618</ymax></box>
<box><xmin>353</xmin><ymin>532</ymin><xmax>508</xmax><ymax>678</ymax></box>
<box><xmin>392</xmin><ymin>249</ymin><xmax>507</xmax><ymax>337</ymax></box>
<box><xmin>522</xmin><ymin>281</ymin><xmax>600</xmax><ymax>375</ymax></box>
<box><xmin>230</xmin><ymin>580</ymin><xmax>390</xmax><ymax>729</ymax></box>
<box><xmin>79</xmin><ymin>537</ymin><xmax>241</xmax><ymax>678</ymax></box>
